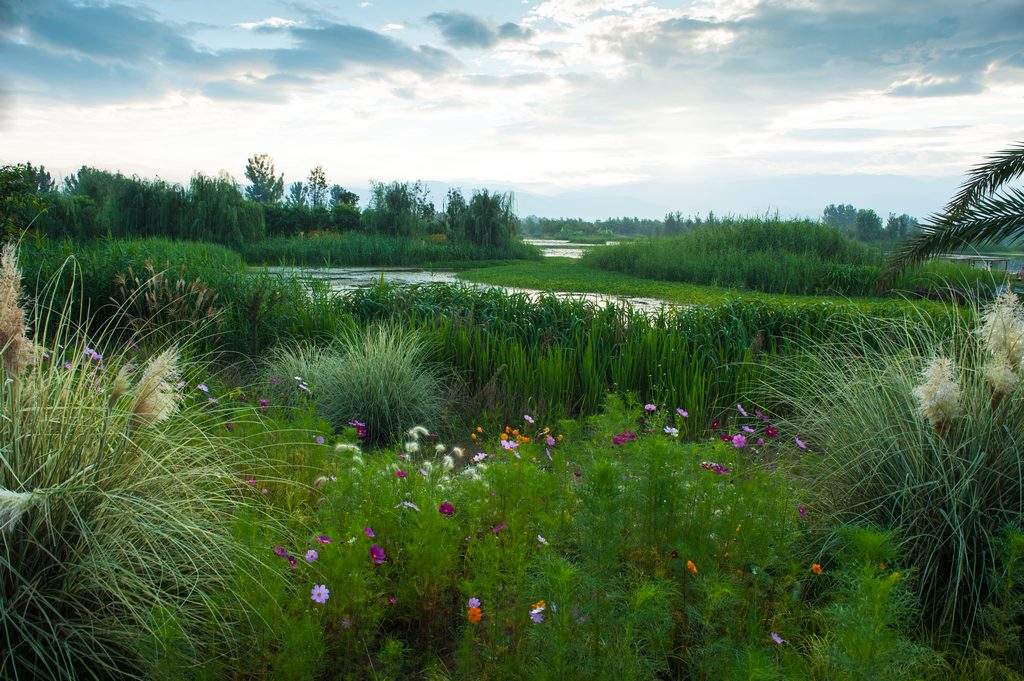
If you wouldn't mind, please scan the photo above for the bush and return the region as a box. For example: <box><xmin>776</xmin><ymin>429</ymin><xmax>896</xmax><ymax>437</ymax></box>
<box><xmin>306</xmin><ymin>325</ymin><xmax>447</xmax><ymax>444</ymax></box>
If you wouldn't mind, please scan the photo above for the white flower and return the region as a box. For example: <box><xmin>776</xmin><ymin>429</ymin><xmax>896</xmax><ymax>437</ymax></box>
<box><xmin>664</xmin><ymin>426</ymin><xmax>679</xmax><ymax>437</ymax></box>
<box><xmin>985</xmin><ymin>358</ymin><xmax>1018</xmax><ymax>397</ymax></box>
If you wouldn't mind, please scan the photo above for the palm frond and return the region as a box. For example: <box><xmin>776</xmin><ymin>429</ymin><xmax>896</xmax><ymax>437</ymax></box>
<box><xmin>883</xmin><ymin>187</ymin><xmax>1024</xmax><ymax>281</ymax></box>
<box><xmin>946</xmin><ymin>141</ymin><xmax>1024</xmax><ymax>217</ymax></box>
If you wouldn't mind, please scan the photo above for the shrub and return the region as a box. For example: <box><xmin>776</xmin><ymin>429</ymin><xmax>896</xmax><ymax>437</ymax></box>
<box><xmin>308</xmin><ymin>325</ymin><xmax>447</xmax><ymax>444</ymax></box>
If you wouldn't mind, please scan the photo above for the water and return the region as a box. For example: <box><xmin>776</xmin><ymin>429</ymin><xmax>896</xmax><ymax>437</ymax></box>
<box><xmin>255</xmin><ymin>265</ymin><xmax>670</xmax><ymax>311</ymax></box>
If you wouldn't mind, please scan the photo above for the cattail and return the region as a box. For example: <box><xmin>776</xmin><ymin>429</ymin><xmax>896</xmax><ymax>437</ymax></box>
<box><xmin>0</xmin><ymin>488</ymin><xmax>37</xmax><ymax>535</ymax></box>
<box><xmin>913</xmin><ymin>355</ymin><xmax>961</xmax><ymax>429</ymax></box>
<box><xmin>131</xmin><ymin>347</ymin><xmax>180</xmax><ymax>428</ymax></box>
<box><xmin>0</xmin><ymin>244</ymin><xmax>33</xmax><ymax>377</ymax></box>
<box><xmin>978</xmin><ymin>291</ymin><xmax>1024</xmax><ymax>370</ymax></box>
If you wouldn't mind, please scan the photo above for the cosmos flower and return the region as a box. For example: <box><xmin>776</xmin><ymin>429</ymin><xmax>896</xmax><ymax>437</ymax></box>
<box><xmin>664</xmin><ymin>426</ymin><xmax>679</xmax><ymax>437</ymax></box>
<box><xmin>737</xmin><ymin>403</ymin><xmax>748</xmax><ymax>417</ymax></box>
<box><xmin>315</xmin><ymin>535</ymin><xmax>332</xmax><ymax>544</ymax></box>
<box><xmin>524</xmin><ymin>414</ymin><xmax>535</xmax><ymax>424</ymax></box>
<box><xmin>765</xmin><ymin>424</ymin><xmax>778</xmax><ymax>438</ymax></box>
<box><xmin>364</xmin><ymin>526</ymin><xmax>375</xmax><ymax>538</ymax></box>
<box><xmin>370</xmin><ymin>544</ymin><xmax>386</xmax><ymax>564</ymax></box>
<box><xmin>770</xmin><ymin>632</ymin><xmax>785</xmax><ymax>645</ymax></box>
<box><xmin>311</xmin><ymin>584</ymin><xmax>330</xmax><ymax>603</ymax></box>
<box><xmin>468</xmin><ymin>597</ymin><xmax>481</xmax><ymax>609</ymax></box>
<box><xmin>794</xmin><ymin>436</ymin><xmax>806</xmax><ymax>449</ymax></box>
<box><xmin>439</xmin><ymin>502</ymin><xmax>455</xmax><ymax>516</ymax></box>
<box><xmin>676</xmin><ymin>407</ymin><xmax>688</xmax><ymax>418</ymax></box>
<box><xmin>732</xmin><ymin>434</ymin><xmax>746</xmax><ymax>448</ymax></box>
<box><xmin>644</xmin><ymin>403</ymin><xmax>657</xmax><ymax>411</ymax></box>
<box><xmin>306</xmin><ymin>549</ymin><xmax>318</xmax><ymax>563</ymax></box>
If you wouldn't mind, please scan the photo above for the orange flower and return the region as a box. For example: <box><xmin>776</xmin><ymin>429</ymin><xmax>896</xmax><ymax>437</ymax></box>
<box><xmin>500</xmin><ymin>433</ymin><xmax>508</xmax><ymax>440</ymax></box>
<box><xmin>811</xmin><ymin>563</ymin><xmax>822</xmax><ymax>575</ymax></box>
<box><xmin>467</xmin><ymin>607</ymin><xmax>482</xmax><ymax>623</ymax></box>
<box><xmin>512</xmin><ymin>428</ymin><xmax>520</xmax><ymax>436</ymax></box>
<box><xmin>532</xmin><ymin>600</ymin><xmax>546</xmax><ymax>610</ymax></box>
<box><xmin>471</xmin><ymin>433</ymin><xmax>477</xmax><ymax>440</ymax></box>
<box><xmin>879</xmin><ymin>562</ymin><xmax>888</xmax><ymax>570</ymax></box>
<box><xmin>687</xmin><ymin>560</ymin><xmax>698</xmax><ymax>575</ymax></box>
<box><xmin>476</xmin><ymin>426</ymin><xmax>483</xmax><ymax>433</ymax></box>
<box><xmin>736</xmin><ymin>524</ymin><xmax>741</xmax><ymax>533</ymax></box>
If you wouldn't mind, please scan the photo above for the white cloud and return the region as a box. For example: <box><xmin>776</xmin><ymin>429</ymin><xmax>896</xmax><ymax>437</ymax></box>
<box><xmin>237</xmin><ymin>16</ymin><xmax>298</xmax><ymax>31</ymax></box>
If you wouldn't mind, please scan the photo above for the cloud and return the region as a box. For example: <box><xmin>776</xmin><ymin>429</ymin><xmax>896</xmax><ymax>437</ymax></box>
<box><xmin>238</xmin><ymin>17</ymin><xmax>299</xmax><ymax>32</ymax></box>
<box><xmin>426</xmin><ymin>11</ymin><xmax>534</xmax><ymax>49</ymax></box>
<box><xmin>0</xmin><ymin>0</ymin><xmax>458</xmax><ymax>104</ymax></box>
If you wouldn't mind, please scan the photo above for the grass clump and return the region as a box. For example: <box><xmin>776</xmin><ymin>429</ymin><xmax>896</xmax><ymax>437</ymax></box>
<box><xmin>771</xmin><ymin>292</ymin><xmax>1024</xmax><ymax>638</ymax></box>
<box><xmin>0</xmin><ymin>247</ymin><xmax>266</xmax><ymax>680</ymax></box>
<box><xmin>270</xmin><ymin>325</ymin><xmax>447</xmax><ymax>445</ymax></box>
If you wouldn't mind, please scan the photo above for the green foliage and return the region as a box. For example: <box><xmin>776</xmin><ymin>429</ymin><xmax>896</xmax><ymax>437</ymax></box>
<box><xmin>244</xmin><ymin>153</ymin><xmax>285</xmax><ymax>204</ymax></box>
<box><xmin>0</xmin><ymin>163</ymin><xmax>49</xmax><ymax>237</ymax></box>
<box><xmin>768</xmin><ymin>299</ymin><xmax>1024</xmax><ymax>635</ymax></box>
<box><xmin>361</xmin><ymin>180</ymin><xmax>437</xmax><ymax>237</ymax></box>
<box><xmin>444</xmin><ymin>188</ymin><xmax>520</xmax><ymax>248</ymax></box>
<box><xmin>300</xmin><ymin>325</ymin><xmax>448</xmax><ymax>445</ymax></box>
<box><xmin>585</xmin><ymin>217</ymin><xmax>999</xmax><ymax>298</ymax></box>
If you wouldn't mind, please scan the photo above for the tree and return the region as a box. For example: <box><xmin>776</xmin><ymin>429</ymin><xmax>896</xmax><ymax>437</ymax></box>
<box><xmin>855</xmin><ymin>208</ymin><xmax>883</xmax><ymax>241</ymax></box>
<box><xmin>329</xmin><ymin>184</ymin><xmax>359</xmax><ymax>208</ymax></box>
<box><xmin>25</xmin><ymin>163</ymin><xmax>55</xmax><ymax>193</ymax></box>
<box><xmin>287</xmin><ymin>181</ymin><xmax>307</xmax><ymax>207</ymax></box>
<box><xmin>361</xmin><ymin>181</ymin><xmax>435</xmax><ymax>236</ymax></box>
<box><xmin>884</xmin><ymin>213</ymin><xmax>917</xmax><ymax>241</ymax></box>
<box><xmin>823</xmin><ymin>204</ymin><xmax>858</xmax><ymax>232</ymax></box>
<box><xmin>243</xmin><ymin>153</ymin><xmax>284</xmax><ymax>203</ymax></box>
<box><xmin>0</xmin><ymin>164</ymin><xmax>47</xmax><ymax>238</ymax></box>
<box><xmin>307</xmin><ymin>166</ymin><xmax>328</xmax><ymax>208</ymax></box>
<box><xmin>885</xmin><ymin>141</ymin><xmax>1024</xmax><ymax>280</ymax></box>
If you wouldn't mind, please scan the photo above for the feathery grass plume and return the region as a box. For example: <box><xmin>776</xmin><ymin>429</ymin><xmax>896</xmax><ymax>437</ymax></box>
<box><xmin>109</xmin><ymin>364</ymin><xmax>134</xmax><ymax>406</ymax></box>
<box><xmin>913</xmin><ymin>355</ymin><xmax>961</xmax><ymax>428</ymax></box>
<box><xmin>131</xmin><ymin>347</ymin><xmax>180</xmax><ymax>428</ymax></box>
<box><xmin>0</xmin><ymin>243</ymin><xmax>33</xmax><ymax>377</ymax></box>
<box><xmin>984</xmin><ymin>358</ymin><xmax>1018</xmax><ymax>400</ymax></box>
<box><xmin>0</xmin><ymin>488</ymin><xmax>37</xmax><ymax>535</ymax></box>
<box><xmin>977</xmin><ymin>290</ymin><xmax>1024</xmax><ymax>370</ymax></box>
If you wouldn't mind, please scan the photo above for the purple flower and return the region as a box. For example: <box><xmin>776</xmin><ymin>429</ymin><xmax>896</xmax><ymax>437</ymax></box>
<box><xmin>311</xmin><ymin>584</ymin><xmax>330</xmax><ymax>603</ymax></box>
<box><xmin>742</xmin><ymin>425</ymin><xmax>755</xmax><ymax>433</ymax></box>
<box><xmin>370</xmin><ymin>544</ymin><xmax>386</xmax><ymax>564</ymax></box>
<box><xmin>340</xmin><ymin>617</ymin><xmax>352</xmax><ymax>629</ymax></box>
<box><xmin>399</xmin><ymin>501</ymin><xmax>420</xmax><ymax>511</ymax></box>
<box><xmin>316</xmin><ymin>435</ymin><xmax>325</xmax><ymax>445</ymax></box>
<box><xmin>364</xmin><ymin>526</ymin><xmax>375</xmax><ymax>538</ymax></box>
<box><xmin>472</xmin><ymin>452</ymin><xmax>488</xmax><ymax>463</ymax></box>
<box><xmin>395</xmin><ymin>469</ymin><xmax>407</xmax><ymax>478</ymax></box>
<box><xmin>798</xmin><ymin>505</ymin><xmax>808</xmax><ymax>518</ymax></box>
<box><xmin>287</xmin><ymin>555</ymin><xmax>298</xmax><ymax>569</ymax></box>
<box><xmin>386</xmin><ymin>595</ymin><xmax>397</xmax><ymax>605</ymax></box>
<box><xmin>795</xmin><ymin>436</ymin><xmax>807</xmax><ymax>449</ymax></box>
<box><xmin>305</xmin><ymin>549</ymin><xmax>318</xmax><ymax>562</ymax></box>
<box><xmin>175</xmin><ymin>380</ymin><xmax>185</xmax><ymax>390</ymax></box>
<box><xmin>644</xmin><ymin>403</ymin><xmax>657</xmax><ymax>411</ymax></box>
<box><xmin>766</xmin><ymin>425</ymin><xmax>778</xmax><ymax>438</ymax></box>
<box><xmin>737</xmin><ymin>403</ymin><xmax>748</xmax><ymax>417</ymax></box>
<box><xmin>298</xmin><ymin>383</ymin><xmax>311</xmax><ymax>394</ymax></box>
<box><xmin>197</xmin><ymin>384</ymin><xmax>209</xmax><ymax>393</ymax></box>
<box><xmin>272</xmin><ymin>545</ymin><xmax>288</xmax><ymax>557</ymax></box>
<box><xmin>676</xmin><ymin>408</ymin><xmax>688</xmax><ymax>418</ymax></box>
<box><xmin>468</xmin><ymin>597</ymin><xmax>481</xmax><ymax>609</ymax></box>
<box><xmin>439</xmin><ymin>502</ymin><xmax>454</xmax><ymax>516</ymax></box>
<box><xmin>259</xmin><ymin>399</ymin><xmax>269</xmax><ymax>410</ymax></box>
<box><xmin>315</xmin><ymin>535</ymin><xmax>332</xmax><ymax>544</ymax></box>
<box><xmin>757</xmin><ymin>437</ymin><xmax>765</xmax><ymax>446</ymax></box>
<box><xmin>546</xmin><ymin>435</ymin><xmax>556</xmax><ymax>446</ymax></box>
<box><xmin>732</xmin><ymin>434</ymin><xmax>747</xmax><ymax>448</ymax></box>
<box><xmin>492</xmin><ymin>521</ymin><xmax>507</xmax><ymax>535</ymax></box>
<box><xmin>501</xmin><ymin>439</ymin><xmax>519</xmax><ymax>450</ymax></box>
<box><xmin>770</xmin><ymin>632</ymin><xmax>785</xmax><ymax>645</ymax></box>
<box><xmin>225</xmin><ymin>422</ymin><xmax>235</xmax><ymax>431</ymax></box>
<box><xmin>208</xmin><ymin>396</ymin><xmax>218</xmax><ymax>404</ymax></box>
<box><xmin>524</xmin><ymin>414</ymin><xmax>535</xmax><ymax>424</ymax></box>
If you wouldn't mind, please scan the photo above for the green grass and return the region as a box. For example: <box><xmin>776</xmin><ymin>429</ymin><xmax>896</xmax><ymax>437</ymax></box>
<box><xmin>458</xmin><ymin>257</ymin><xmax>950</xmax><ymax>310</ymax></box>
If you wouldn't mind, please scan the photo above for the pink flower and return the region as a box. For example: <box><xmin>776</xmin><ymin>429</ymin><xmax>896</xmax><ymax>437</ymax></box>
<box><xmin>492</xmin><ymin>521</ymin><xmax>507</xmax><ymax>535</ymax></box>
<box><xmin>546</xmin><ymin>435</ymin><xmax>556</xmax><ymax>446</ymax></box>
<box><xmin>757</xmin><ymin>438</ymin><xmax>765</xmax><ymax>446</ymax></box>
<box><xmin>272</xmin><ymin>545</ymin><xmax>288</xmax><ymax>557</ymax></box>
<box><xmin>225</xmin><ymin>422</ymin><xmax>235</xmax><ymax>431</ymax></box>
<box><xmin>311</xmin><ymin>584</ymin><xmax>330</xmax><ymax>603</ymax></box>
<box><xmin>315</xmin><ymin>535</ymin><xmax>332</xmax><ymax>544</ymax></box>
<box><xmin>370</xmin><ymin>544</ymin><xmax>386</xmax><ymax>564</ymax></box>
<box><xmin>676</xmin><ymin>408</ymin><xmax>688</xmax><ymax>418</ymax></box>
<box><xmin>644</xmin><ymin>403</ymin><xmax>657</xmax><ymax>411</ymax></box>
<box><xmin>765</xmin><ymin>424</ymin><xmax>778</xmax><ymax>438</ymax></box>
<box><xmin>395</xmin><ymin>469</ymin><xmax>408</xmax><ymax>478</ymax></box>
<box><xmin>742</xmin><ymin>425</ymin><xmax>755</xmax><ymax>433</ymax></box>
<box><xmin>524</xmin><ymin>414</ymin><xmax>535</xmax><ymax>424</ymax></box>
<box><xmin>737</xmin><ymin>403</ymin><xmax>748</xmax><ymax>417</ymax></box>
<box><xmin>795</xmin><ymin>436</ymin><xmax>806</xmax><ymax>449</ymax></box>
<box><xmin>732</xmin><ymin>434</ymin><xmax>747</xmax><ymax>448</ymax></box>
<box><xmin>439</xmin><ymin>502</ymin><xmax>454</xmax><ymax>516</ymax></box>
<box><xmin>364</xmin><ymin>526</ymin><xmax>375</xmax><ymax>538</ymax></box>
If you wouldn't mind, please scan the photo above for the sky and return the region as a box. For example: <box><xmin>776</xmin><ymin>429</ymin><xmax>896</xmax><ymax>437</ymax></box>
<box><xmin>0</xmin><ymin>0</ymin><xmax>1022</xmax><ymax>219</ymax></box>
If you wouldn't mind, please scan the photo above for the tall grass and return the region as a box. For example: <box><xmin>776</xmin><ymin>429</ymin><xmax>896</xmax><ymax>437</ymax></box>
<box><xmin>766</xmin><ymin>293</ymin><xmax>1024</xmax><ymax>636</ymax></box>
<box><xmin>0</xmin><ymin>247</ymin><xmax>269</xmax><ymax>679</ymax></box>
<box><xmin>240</xmin><ymin>232</ymin><xmax>541</xmax><ymax>266</ymax></box>
<box><xmin>585</xmin><ymin>218</ymin><xmax>1002</xmax><ymax>298</ymax></box>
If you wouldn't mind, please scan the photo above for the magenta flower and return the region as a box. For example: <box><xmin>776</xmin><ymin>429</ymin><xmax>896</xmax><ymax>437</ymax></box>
<box><xmin>757</xmin><ymin>437</ymin><xmax>765</xmax><ymax>446</ymax></box>
<box><xmin>315</xmin><ymin>535</ymin><xmax>332</xmax><ymax>544</ymax></box>
<box><xmin>386</xmin><ymin>594</ymin><xmax>397</xmax><ymax>605</ymax></box>
<box><xmin>742</xmin><ymin>425</ymin><xmax>755</xmax><ymax>433</ymax></box>
<box><xmin>468</xmin><ymin>597</ymin><xmax>481</xmax><ymax>609</ymax></box>
<box><xmin>270</xmin><ymin>376</ymin><xmax>281</xmax><ymax>384</ymax></box>
<box><xmin>737</xmin><ymin>403</ymin><xmax>748</xmax><ymax>417</ymax></box>
<box><xmin>311</xmin><ymin>584</ymin><xmax>330</xmax><ymax>603</ymax></box>
<box><xmin>305</xmin><ymin>549</ymin><xmax>318</xmax><ymax>562</ymax></box>
<box><xmin>546</xmin><ymin>435</ymin><xmax>556</xmax><ymax>446</ymax></box>
<box><xmin>287</xmin><ymin>555</ymin><xmax>298</xmax><ymax>569</ymax></box>
<box><xmin>524</xmin><ymin>414</ymin><xmax>535</xmax><ymax>424</ymax></box>
<box><xmin>259</xmin><ymin>399</ymin><xmax>269</xmax><ymax>410</ymax></box>
<box><xmin>770</xmin><ymin>632</ymin><xmax>785</xmax><ymax>645</ymax></box>
<box><xmin>765</xmin><ymin>424</ymin><xmax>778</xmax><ymax>438</ymax></box>
<box><xmin>676</xmin><ymin>407</ymin><xmax>688</xmax><ymax>418</ymax></box>
<box><xmin>795</xmin><ymin>436</ymin><xmax>807</xmax><ymax>449</ymax></box>
<box><xmin>492</xmin><ymin>521</ymin><xmax>507</xmax><ymax>535</ymax></box>
<box><xmin>439</xmin><ymin>502</ymin><xmax>455</xmax><ymax>516</ymax></box>
<box><xmin>272</xmin><ymin>545</ymin><xmax>288</xmax><ymax>557</ymax></box>
<box><xmin>370</xmin><ymin>544</ymin><xmax>386</xmax><ymax>564</ymax></box>
<box><xmin>798</xmin><ymin>505</ymin><xmax>808</xmax><ymax>518</ymax></box>
<box><xmin>395</xmin><ymin>469</ymin><xmax>408</xmax><ymax>478</ymax></box>
<box><xmin>364</xmin><ymin>526</ymin><xmax>375</xmax><ymax>538</ymax></box>
<box><xmin>732</xmin><ymin>434</ymin><xmax>747</xmax><ymax>448</ymax></box>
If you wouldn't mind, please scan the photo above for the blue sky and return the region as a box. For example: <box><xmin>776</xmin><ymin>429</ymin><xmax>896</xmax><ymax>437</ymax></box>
<box><xmin>1</xmin><ymin>0</ymin><xmax>1022</xmax><ymax>218</ymax></box>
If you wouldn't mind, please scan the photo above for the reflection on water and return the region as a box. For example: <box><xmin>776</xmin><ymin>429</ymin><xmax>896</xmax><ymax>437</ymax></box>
<box><xmin>255</xmin><ymin>266</ymin><xmax>670</xmax><ymax>312</ymax></box>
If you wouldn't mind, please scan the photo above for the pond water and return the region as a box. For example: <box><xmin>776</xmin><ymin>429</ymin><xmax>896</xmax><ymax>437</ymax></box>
<box><xmin>256</xmin><ymin>265</ymin><xmax>670</xmax><ymax>312</ymax></box>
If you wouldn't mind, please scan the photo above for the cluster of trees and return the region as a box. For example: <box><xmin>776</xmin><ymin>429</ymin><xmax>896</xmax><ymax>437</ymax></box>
<box><xmin>822</xmin><ymin>204</ymin><xmax>919</xmax><ymax>243</ymax></box>
<box><xmin>520</xmin><ymin>215</ymin><xmax>664</xmax><ymax>239</ymax></box>
<box><xmin>0</xmin><ymin>155</ymin><xmax>524</xmax><ymax>250</ymax></box>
